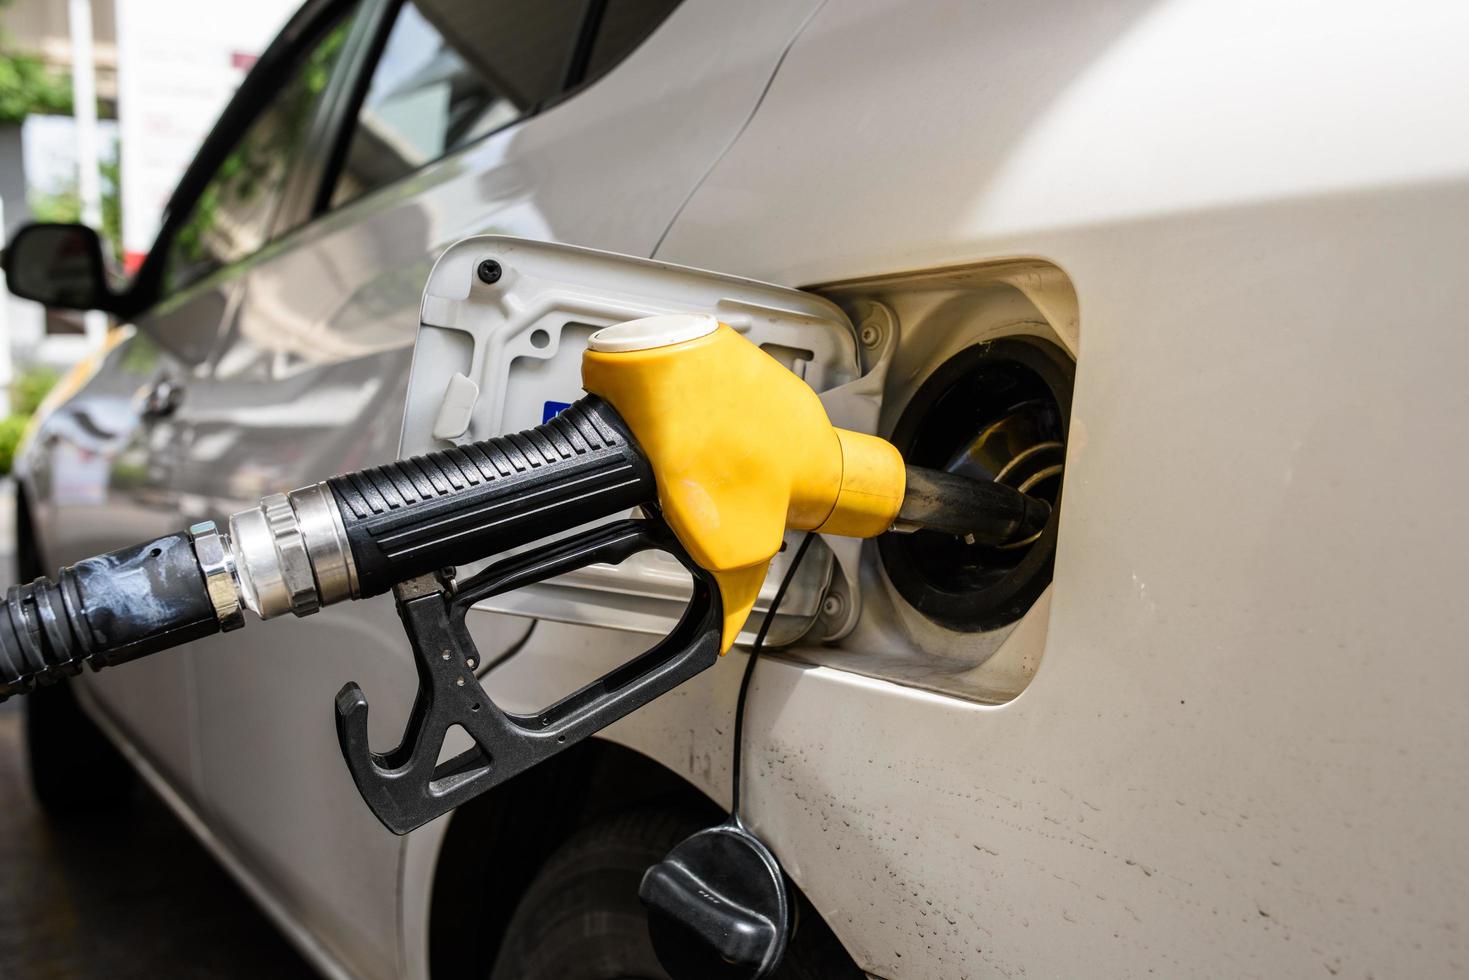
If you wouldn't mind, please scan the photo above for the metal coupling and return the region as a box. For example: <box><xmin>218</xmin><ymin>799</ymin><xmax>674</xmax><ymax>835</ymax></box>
<box><xmin>188</xmin><ymin>521</ymin><xmax>245</xmax><ymax>631</ymax></box>
<box><xmin>227</xmin><ymin>483</ymin><xmax>358</xmax><ymax>620</ymax></box>
<box><xmin>289</xmin><ymin>482</ymin><xmax>358</xmax><ymax>604</ymax></box>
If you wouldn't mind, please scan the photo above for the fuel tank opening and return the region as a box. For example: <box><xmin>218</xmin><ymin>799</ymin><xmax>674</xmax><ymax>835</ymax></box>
<box><xmin>879</xmin><ymin>336</ymin><xmax>1074</xmax><ymax>632</ymax></box>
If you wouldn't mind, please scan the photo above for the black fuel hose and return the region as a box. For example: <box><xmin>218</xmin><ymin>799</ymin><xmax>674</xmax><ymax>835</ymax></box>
<box><xmin>0</xmin><ymin>533</ymin><xmax>221</xmax><ymax>700</ymax></box>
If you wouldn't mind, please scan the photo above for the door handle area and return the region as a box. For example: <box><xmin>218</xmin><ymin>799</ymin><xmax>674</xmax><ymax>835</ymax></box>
<box><xmin>140</xmin><ymin>378</ymin><xmax>184</xmax><ymax>419</ymax></box>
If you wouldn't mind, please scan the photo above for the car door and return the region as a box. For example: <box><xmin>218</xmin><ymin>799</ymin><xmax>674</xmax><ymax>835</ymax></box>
<box><xmin>169</xmin><ymin>1</ymin><xmax>828</xmax><ymax>976</ymax></box>
<box><xmin>58</xmin><ymin>3</ymin><xmax>370</xmax><ymax>806</ymax></box>
<box><xmin>25</xmin><ymin>318</ymin><xmax>220</xmax><ymax>799</ymax></box>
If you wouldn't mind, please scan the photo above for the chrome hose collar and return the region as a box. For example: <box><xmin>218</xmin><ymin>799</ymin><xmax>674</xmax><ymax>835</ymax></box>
<box><xmin>288</xmin><ymin>482</ymin><xmax>358</xmax><ymax>605</ymax></box>
<box><xmin>229</xmin><ymin>503</ymin><xmax>295</xmax><ymax>619</ymax></box>
<box><xmin>264</xmin><ymin>492</ymin><xmax>320</xmax><ymax>616</ymax></box>
<box><xmin>187</xmin><ymin>521</ymin><xmax>245</xmax><ymax>631</ymax></box>
<box><xmin>226</xmin><ymin>484</ymin><xmax>359</xmax><ymax>620</ymax></box>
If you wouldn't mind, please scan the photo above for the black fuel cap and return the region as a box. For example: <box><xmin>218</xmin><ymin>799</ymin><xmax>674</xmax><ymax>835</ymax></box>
<box><xmin>638</xmin><ymin>818</ymin><xmax>792</xmax><ymax>979</ymax></box>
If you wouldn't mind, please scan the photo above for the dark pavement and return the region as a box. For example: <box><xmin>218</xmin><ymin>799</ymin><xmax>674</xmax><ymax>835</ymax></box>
<box><xmin>0</xmin><ymin>698</ymin><xmax>320</xmax><ymax>979</ymax></box>
<box><xmin>0</xmin><ymin>481</ymin><xmax>316</xmax><ymax>978</ymax></box>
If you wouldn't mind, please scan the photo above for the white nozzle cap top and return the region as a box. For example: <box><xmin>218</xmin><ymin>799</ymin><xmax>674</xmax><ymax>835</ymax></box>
<box><xmin>586</xmin><ymin>313</ymin><xmax>718</xmax><ymax>353</ymax></box>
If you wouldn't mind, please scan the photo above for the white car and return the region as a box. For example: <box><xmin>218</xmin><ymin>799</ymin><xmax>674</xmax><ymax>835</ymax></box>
<box><xmin>7</xmin><ymin>0</ymin><xmax>1467</xmax><ymax>977</ymax></box>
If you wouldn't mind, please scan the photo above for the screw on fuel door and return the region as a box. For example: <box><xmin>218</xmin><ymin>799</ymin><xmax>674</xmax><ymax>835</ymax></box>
<box><xmin>641</xmin><ymin>819</ymin><xmax>792</xmax><ymax>980</ymax></box>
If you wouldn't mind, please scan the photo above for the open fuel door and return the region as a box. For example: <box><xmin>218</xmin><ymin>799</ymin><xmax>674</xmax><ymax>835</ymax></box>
<box><xmin>402</xmin><ymin>237</ymin><xmax>868</xmax><ymax>648</ymax></box>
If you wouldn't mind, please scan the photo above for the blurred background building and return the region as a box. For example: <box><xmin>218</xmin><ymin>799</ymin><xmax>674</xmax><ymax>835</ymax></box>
<box><xmin>1</xmin><ymin>0</ymin><xmax>116</xmax><ymax>370</ymax></box>
<box><xmin>0</xmin><ymin>0</ymin><xmax>294</xmax><ymax>408</ymax></box>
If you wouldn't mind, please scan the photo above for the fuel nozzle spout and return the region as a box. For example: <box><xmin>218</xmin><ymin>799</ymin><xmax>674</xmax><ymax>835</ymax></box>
<box><xmin>891</xmin><ymin>464</ymin><xmax>1052</xmax><ymax>546</ymax></box>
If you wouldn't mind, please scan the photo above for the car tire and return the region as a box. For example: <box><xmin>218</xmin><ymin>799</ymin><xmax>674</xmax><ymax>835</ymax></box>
<box><xmin>25</xmin><ymin>680</ymin><xmax>136</xmax><ymax>815</ymax></box>
<box><xmin>489</xmin><ymin>808</ymin><xmax>865</xmax><ymax>980</ymax></box>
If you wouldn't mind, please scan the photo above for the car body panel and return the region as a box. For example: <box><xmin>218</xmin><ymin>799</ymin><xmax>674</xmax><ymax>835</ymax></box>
<box><xmin>647</xmin><ymin>0</ymin><xmax>1469</xmax><ymax>976</ymax></box>
<box><xmin>25</xmin><ymin>282</ymin><xmax>245</xmax><ymax>805</ymax></box>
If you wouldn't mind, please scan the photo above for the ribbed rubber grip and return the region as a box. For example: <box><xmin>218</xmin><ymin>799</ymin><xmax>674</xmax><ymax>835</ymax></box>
<box><xmin>327</xmin><ymin>396</ymin><xmax>658</xmax><ymax>597</ymax></box>
<box><xmin>0</xmin><ymin>533</ymin><xmax>220</xmax><ymax>701</ymax></box>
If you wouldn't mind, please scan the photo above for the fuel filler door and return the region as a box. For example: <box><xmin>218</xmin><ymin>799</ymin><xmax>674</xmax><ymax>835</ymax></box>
<box><xmin>402</xmin><ymin>237</ymin><xmax>865</xmax><ymax>648</ymax></box>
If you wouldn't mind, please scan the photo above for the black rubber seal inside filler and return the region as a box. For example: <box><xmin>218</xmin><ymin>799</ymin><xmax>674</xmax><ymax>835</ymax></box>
<box><xmin>878</xmin><ymin>336</ymin><xmax>1075</xmax><ymax>632</ymax></box>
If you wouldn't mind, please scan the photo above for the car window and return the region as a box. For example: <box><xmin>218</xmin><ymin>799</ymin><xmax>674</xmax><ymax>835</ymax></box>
<box><xmin>163</xmin><ymin>8</ymin><xmax>360</xmax><ymax>293</ymax></box>
<box><xmin>327</xmin><ymin>0</ymin><xmax>587</xmax><ymax>209</ymax></box>
<box><xmin>578</xmin><ymin>0</ymin><xmax>683</xmax><ymax>86</ymax></box>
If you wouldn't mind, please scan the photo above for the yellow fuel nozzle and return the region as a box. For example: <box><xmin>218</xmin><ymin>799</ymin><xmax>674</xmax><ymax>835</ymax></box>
<box><xmin>582</xmin><ymin>314</ymin><xmax>905</xmax><ymax>651</ymax></box>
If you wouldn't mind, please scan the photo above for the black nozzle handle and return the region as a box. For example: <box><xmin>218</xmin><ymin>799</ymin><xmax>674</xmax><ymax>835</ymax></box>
<box><xmin>0</xmin><ymin>532</ymin><xmax>221</xmax><ymax>701</ymax></box>
<box><xmin>326</xmin><ymin>395</ymin><xmax>658</xmax><ymax>598</ymax></box>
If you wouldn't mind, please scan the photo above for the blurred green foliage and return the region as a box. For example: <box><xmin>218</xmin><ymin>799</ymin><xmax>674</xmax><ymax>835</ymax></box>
<box><xmin>0</xmin><ymin>0</ymin><xmax>73</xmax><ymax>124</ymax></box>
<box><xmin>0</xmin><ymin>365</ymin><xmax>59</xmax><ymax>476</ymax></box>
<box><xmin>0</xmin><ymin>50</ymin><xmax>72</xmax><ymax>123</ymax></box>
<box><xmin>12</xmin><ymin>364</ymin><xmax>59</xmax><ymax>416</ymax></box>
<box><xmin>0</xmin><ymin>413</ymin><xmax>27</xmax><ymax>475</ymax></box>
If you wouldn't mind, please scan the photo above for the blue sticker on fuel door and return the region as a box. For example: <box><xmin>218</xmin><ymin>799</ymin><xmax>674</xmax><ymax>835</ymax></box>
<box><xmin>542</xmin><ymin>401</ymin><xmax>572</xmax><ymax>423</ymax></box>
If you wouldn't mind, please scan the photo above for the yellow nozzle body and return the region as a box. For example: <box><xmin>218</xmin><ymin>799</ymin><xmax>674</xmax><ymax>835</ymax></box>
<box><xmin>582</xmin><ymin>316</ymin><xmax>904</xmax><ymax>651</ymax></box>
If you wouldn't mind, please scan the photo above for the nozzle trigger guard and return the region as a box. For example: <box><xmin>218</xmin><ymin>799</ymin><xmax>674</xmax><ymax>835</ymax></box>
<box><xmin>333</xmin><ymin>519</ymin><xmax>722</xmax><ymax>835</ymax></box>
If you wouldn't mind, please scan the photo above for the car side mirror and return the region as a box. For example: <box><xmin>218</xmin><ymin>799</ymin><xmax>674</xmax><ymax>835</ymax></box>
<box><xmin>2</xmin><ymin>223</ymin><xmax>118</xmax><ymax>312</ymax></box>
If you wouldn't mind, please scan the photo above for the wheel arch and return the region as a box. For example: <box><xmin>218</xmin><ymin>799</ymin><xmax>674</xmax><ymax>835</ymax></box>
<box><xmin>420</xmin><ymin>736</ymin><xmax>722</xmax><ymax>980</ymax></box>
